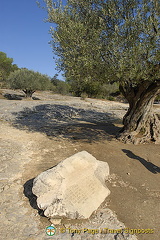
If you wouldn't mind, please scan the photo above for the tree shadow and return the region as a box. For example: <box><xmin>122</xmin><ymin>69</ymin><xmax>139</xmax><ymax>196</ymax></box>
<box><xmin>3</xmin><ymin>93</ymin><xmax>40</xmax><ymax>100</ymax></box>
<box><xmin>4</xmin><ymin>93</ymin><xmax>24</xmax><ymax>100</ymax></box>
<box><xmin>23</xmin><ymin>178</ymin><xmax>45</xmax><ymax>216</ymax></box>
<box><xmin>32</xmin><ymin>96</ymin><xmax>40</xmax><ymax>100</ymax></box>
<box><xmin>12</xmin><ymin>104</ymin><xmax>121</xmax><ymax>142</ymax></box>
<box><xmin>122</xmin><ymin>149</ymin><xmax>160</xmax><ymax>174</ymax></box>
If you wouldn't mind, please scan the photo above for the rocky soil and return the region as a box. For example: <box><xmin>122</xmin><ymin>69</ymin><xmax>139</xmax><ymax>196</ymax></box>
<box><xmin>0</xmin><ymin>89</ymin><xmax>160</xmax><ymax>240</ymax></box>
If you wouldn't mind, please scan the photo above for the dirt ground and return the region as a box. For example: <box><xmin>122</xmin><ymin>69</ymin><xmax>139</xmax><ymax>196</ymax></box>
<box><xmin>0</xmin><ymin>90</ymin><xmax>160</xmax><ymax>240</ymax></box>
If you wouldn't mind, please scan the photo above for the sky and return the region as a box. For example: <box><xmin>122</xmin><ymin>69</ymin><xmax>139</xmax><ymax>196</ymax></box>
<box><xmin>0</xmin><ymin>0</ymin><xmax>64</xmax><ymax>80</ymax></box>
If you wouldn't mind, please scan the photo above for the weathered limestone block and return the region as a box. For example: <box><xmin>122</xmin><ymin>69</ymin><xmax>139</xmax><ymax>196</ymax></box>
<box><xmin>32</xmin><ymin>151</ymin><xmax>110</xmax><ymax>219</ymax></box>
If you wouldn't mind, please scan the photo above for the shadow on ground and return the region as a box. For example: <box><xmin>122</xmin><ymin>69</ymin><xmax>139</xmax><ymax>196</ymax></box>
<box><xmin>122</xmin><ymin>149</ymin><xmax>160</xmax><ymax>174</ymax></box>
<box><xmin>12</xmin><ymin>104</ymin><xmax>121</xmax><ymax>142</ymax></box>
<box><xmin>3</xmin><ymin>93</ymin><xmax>40</xmax><ymax>100</ymax></box>
<box><xmin>23</xmin><ymin>178</ymin><xmax>45</xmax><ymax>216</ymax></box>
<box><xmin>4</xmin><ymin>93</ymin><xmax>24</xmax><ymax>100</ymax></box>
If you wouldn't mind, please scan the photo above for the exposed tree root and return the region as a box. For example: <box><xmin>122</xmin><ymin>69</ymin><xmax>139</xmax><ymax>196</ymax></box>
<box><xmin>118</xmin><ymin>113</ymin><xmax>160</xmax><ymax>144</ymax></box>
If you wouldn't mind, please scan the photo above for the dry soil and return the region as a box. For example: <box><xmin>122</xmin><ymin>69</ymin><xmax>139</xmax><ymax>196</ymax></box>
<box><xmin>0</xmin><ymin>90</ymin><xmax>159</xmax><ymax>240</ymax></box>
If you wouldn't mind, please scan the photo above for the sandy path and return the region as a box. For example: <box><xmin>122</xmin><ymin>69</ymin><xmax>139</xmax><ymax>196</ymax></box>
<box><xmin>0</xmin><ymin>122</ymin><xmax>138</xmax><ymax>240</ymax></box>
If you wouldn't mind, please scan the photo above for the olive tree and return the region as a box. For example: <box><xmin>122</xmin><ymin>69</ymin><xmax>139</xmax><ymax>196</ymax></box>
<box><xmin>43</xmin><ymin>0</ymin><xmax>160</xmax><ymax>144</ymax></box>
<box><xmin>0</xmin><ymin>51</ymin><xmax>18</xmax><ymax>87</ymax></box>
<box><xmin>7</xmin><ymin>68</ymin><xmax>52</xmax><ymax>98</ymax></box>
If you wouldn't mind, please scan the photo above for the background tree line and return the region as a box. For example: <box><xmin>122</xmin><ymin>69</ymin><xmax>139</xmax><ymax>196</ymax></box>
<box><xmin>0</xmin><ymin>50</ymin><xmax>122</xmax><ymax>99</ymax></box>
<box><xmin>0</xmin><ymin>51</ymin><xmax>18</xmax><ymax>87</ymax></box>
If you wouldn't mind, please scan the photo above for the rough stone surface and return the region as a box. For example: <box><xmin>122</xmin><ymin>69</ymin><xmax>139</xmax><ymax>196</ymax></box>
<box><xmin>46</xmin><ymin>208</ymin><xmax>138</xmax><ymax>240</ymax></box>
<box><xmin>32</xmin><ymin>151</ymin><xmax>110</xmax><ymax>219</ymax></box>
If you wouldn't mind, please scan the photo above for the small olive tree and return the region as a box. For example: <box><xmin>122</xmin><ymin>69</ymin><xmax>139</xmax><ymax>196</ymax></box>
<box><xmin>7</xmin><ymin>68</ymin><xmax>52</xmax><ymax>98</ymax></box>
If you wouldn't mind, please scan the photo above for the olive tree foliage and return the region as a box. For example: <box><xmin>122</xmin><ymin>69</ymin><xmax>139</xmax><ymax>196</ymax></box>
<box><xmin>0</xmin><ymin>51</ymin><xmax>18</xmax><ymax>87</ymax></box>
<box><xmin>43</xmin><ymin>0</ymin><xmax>160</xmax><ymax>144</ymax></box>
<box><xmin>44</xmin><ymin>0</ymin><xmax>109</xmax><ymax>96</ymax></box>
<box><xmin>7</xmin><ymin>68</ymin><xmax>52</xmax><ymax>98</ymax></box>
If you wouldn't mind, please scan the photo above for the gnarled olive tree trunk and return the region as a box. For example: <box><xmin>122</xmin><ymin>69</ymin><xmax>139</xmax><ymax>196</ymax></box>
<box><xmin>119</xmin><ymin>80</ymin><xmax>160</xmax><ymax>144</ymax></box>
<box><xmin>23</xmin><ymin>90</ymin><xmax>35</xmax><ymax>98</ymax></box>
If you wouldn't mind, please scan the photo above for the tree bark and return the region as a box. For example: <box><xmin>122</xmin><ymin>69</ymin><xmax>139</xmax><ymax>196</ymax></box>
<box><xmin>23</xmin><ymin>90</ymin><xmax>35</xmax><ymax>98</ymax></box>
<box><xmin>119</xmin><ymin>81</ymin><xmax>160</xmax><ymax>144</ymax></box>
